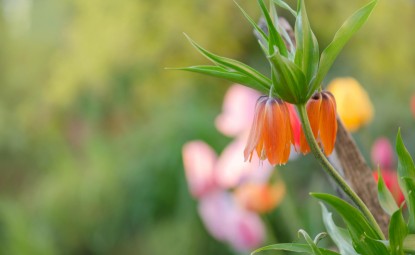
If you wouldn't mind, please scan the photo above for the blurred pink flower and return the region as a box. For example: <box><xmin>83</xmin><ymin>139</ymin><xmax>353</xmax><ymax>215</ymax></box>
<box><xmin>198</xmin><ymin>191</ymin><xmax>266</xmax><ymax>251</ymax></box>
<box><xmin>182</xmin><ymin>141</ymin><xmax>217</xmax><ymax>198</ymax></box>
<box><xmin>371</xmin><ymin>137</ymin><xmax>394</xmax><ymax>169</ymax></box>
<box><xmin>182</xmin><ymin>139</ymin><xmax>270</xmax><ymax>251</ymax></box>
<box><xmin>226</xmin><ymin>206</ymin><xmax>266</xmax><ymax>251</ymax></box>
<box><xmin>198</xmin><ymin>191</ymin><xmax>231</xmax><ymax>241</ymax></box>
<box><xmin>215</xmin><ymin>85</ymin><xmax>260</xmax><ymax>137</ymax></box>
<box><xmin>183</xmin><ymin>139</ymin><xmax>272</xmax><ymax>193</ymax></box>
<box><xmin>215</xmin><ymin>138</ymin><xmax>272</xmax><ymax>189</ymax></box>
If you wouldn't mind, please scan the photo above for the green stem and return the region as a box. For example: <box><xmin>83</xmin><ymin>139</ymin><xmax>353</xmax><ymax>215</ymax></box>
<box><xmin>296</xmin><ymin>104</ymin><xmax>385</xmax><ymax>239</ymax></box>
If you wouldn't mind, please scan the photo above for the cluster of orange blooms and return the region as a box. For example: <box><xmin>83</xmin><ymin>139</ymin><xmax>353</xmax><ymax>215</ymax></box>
<box><xmin>244</xmin><ymin>91</ymin><xmax>337</xmax><ymax>166</ymax></box>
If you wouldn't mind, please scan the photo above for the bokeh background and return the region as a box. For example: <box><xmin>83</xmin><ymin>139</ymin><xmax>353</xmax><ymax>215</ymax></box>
<box><xmin>0</xmin><ymin>0</ymin><xmax>414</xmax><ymax>254</ymax></box>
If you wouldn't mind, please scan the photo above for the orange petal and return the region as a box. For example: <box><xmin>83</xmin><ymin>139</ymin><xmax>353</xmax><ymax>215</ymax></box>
<box><xmin>319</xmin><ymin>92</ymin><xmax>338</xmax><ymax>155</ymax></box>
<box><xmin>244</xmin><ymin>96</ymin><xmax>267</xmax><ymax>161</ymax></box>
<box><xmin>280</xmin><ymin>103</ymin><xmax>292</xmax><ymax>164</ymax></box>
<box><xmin>265</xmin><ymin>100</ymin><xmax>283</xmax><ymax>165</ymax></box>
<box><xmin>307</xmin><ymin>94</ymin><xmax>322</xmax><ymax>138</ymax></box>
<box><xmin>300</xmin><ymin>94</ymin><xmax>322</xmax><ymax>154</ymax></box>
<box><xmin>286</xmin><ymin>103</ymin><xmax>301</xmax><ymax>149</ymax></box>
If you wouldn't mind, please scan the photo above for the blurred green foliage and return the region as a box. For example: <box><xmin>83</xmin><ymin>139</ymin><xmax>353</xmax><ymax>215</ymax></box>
<box><xmin>0</xmin><ymin>0</ymin><xmax>414</xmax><ymax>254</ymax></box>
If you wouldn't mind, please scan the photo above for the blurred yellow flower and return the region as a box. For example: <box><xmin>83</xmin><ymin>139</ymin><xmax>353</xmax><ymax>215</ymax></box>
<box><xmin>327</xmin><ymin>77</ymin><xmax>374</xmax><ymax>132</ymax></box>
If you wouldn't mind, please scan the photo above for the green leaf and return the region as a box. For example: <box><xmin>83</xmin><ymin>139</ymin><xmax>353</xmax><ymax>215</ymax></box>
<box><xmin>294</xmin><ymin>0</ymin><xmax>319</xmax><ymax>87</ymax></box>
<box><xmin>403</xmin><ymin>177</ymin><xmax>415</xmax><ymax>233</ymax></box>
<box><xmin>175</xmin><ymin>66</ymin><xmax>269</xmax><ymax>93</ymax></box>
<box><xmin>396</xmin><ymin>129</ymin><xmax>415</xmax><ymax>232</ymax></box>
<box><xmin>309</xmin><ymin>0</ymin><xmax>378</xmax><ymax>97</ymax></box>
<box><xmin>297</xmin><ymin>230</ymin><xmax>323</xmax><ymax>255</ymax></box>
<box><xmin>258</xmin><ymin>0</ymin><xmax>288</xmax><ymax>56</ymax></box>
<box><xmin>251</xmin><ymin>243</ymin><xmax>340</xmax><ymax>255</ymax></box>
<box><xmin>313</xmin><ymin>232</ymin><xmax>328</xmax><ymax>245</ymax></box>
<box><xmin>377</xmin><ymin>167</ymin><xmax>399</xmax><ymax>215</ymax></box>
<box><xmin>389</xmin><ymin>207</ymin><xmax>408</xmax><ymax>255</ymax></box>
<box><xmin>271</xmin><ymin>0</ymin><xmax>297</xmax><ymax>17</ymax></box>
<box><xmin>234</xmin><ymin>1</ymin><xmax>268</xmax><ymax>45</ymax></box>
<box><xmin>270</xmin><ymin>6</ymin><xmax>296</xmax><ymax>60</ymax></box>
<box><xmin>312</xmin><ymin>193</ymin><xmax>389</xmax><ymax>255</ymax></box>
<box><xmin>268</xmin><ymin>52</ymin><xmax>306</xmax><ymax>104</ymax></box>
<box><xmin>403</xmin><ymin>234</ymin><xmax>415</xmax><ymax>253</ymax></box>
<box><xmin>320</xmin><ymin>203</ymin><xmax>359</xmax><ymax>255</ymax></box>
<box><xmin>184</xmin><ymin>34</ymin><xmax>271</xmax><ymax>89</ymax></box>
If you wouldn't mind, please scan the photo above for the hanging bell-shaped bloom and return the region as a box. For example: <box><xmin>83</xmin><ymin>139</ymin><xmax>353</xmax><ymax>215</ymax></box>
<box><xmin>244</xmin><ymin>96</ymin><xmax>294</xmax><ymax>166</ymax></box>
<box><xmin>411</xmin><ymin>94</ymin><xmax>415</xmax><ymax>118</ymax></box>
<box><xmin>300</xmin><ymin>91</ymin><xmax>338</xmax><ymax>156</ymax></box>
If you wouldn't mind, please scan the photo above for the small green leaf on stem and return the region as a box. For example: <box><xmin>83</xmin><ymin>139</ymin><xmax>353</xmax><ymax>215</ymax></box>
<box><xmin>258</xmin><ymin>0</ymin><xmax>288</xmax><ymax>56</ymax></box>
<box><xmin>312</xmin><ymin>193</ymin><xmax>388</xmax><ymax>254</ymax></box>
<box><xmin>234</xmin><ymin>1</ymin><xmax>268</xmax><ymax>44</ymax></box>
<box><xmin>294</xmin><ymin>0</ymin><xmax>319</xmax><ymax>87</ymax></box>
<box><xmin>389</xmin><ymin>207</ymin><xmax>408</xmax><ymax>255</ymax></box>
<box><xmin>298</xmin><ymin>229</ymin><xmax>323</xmax><ymax>255</ymax></box>
<box><xmin>377</xmin><ymin>167</ymin><xmax>399</xmax><ymax>215</ymax></box>
<box><xmin>309</xmin><ymin>0</ymin><xmax>378</xmax><ymax>97</ymax></box>
<box><xmin>320</xmin><ymin>203</ymin><xmax>359</xmax><ymax>255</ymax></box>
<box><xmin>396</xmin><ymin>129</ymin><xmax>415</xmax><ymax>233</ymax></box>
<box><xmin>174</xmin><ymin>66</ymin><xmax>269</xmax><ymax>93</ymax></box>
<box><xmin>251</xmin><ymin>243</ymin><xmax>340</xmax><ymax>255</ymax></box>
<box><xmin>183</xmin><ymin>34</ymin><xmax>271</xmax><ymax>89</ymax></box>
<box><xmin>271</xmin><ymin>0</ymin><xmax>297</xmax><ymax>17</ymax></box>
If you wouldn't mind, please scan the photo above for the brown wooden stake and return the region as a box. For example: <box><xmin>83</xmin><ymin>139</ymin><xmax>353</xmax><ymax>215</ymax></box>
<box><xmin>334</xmin><ymin>118</ymin><xmax>389</xmax><ymax>236</ymax></box>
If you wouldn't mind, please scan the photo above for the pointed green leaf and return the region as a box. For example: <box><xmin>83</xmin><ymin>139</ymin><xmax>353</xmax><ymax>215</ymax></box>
<box><xmin>309</xmin><ymin>0</ymin><xmax>377</xmax><ymax>97</ymax></box>
<box><xmin>294</xmin><ymin>0</ymin><xmax>319</xmax><ymax>86</ymax></box>
<box><xmin>312</xmin><ymin>193</ymin><xmax>389</xmax><ymax>255</ymax></box>
<box><xmin>184</xmin><ymin>34</ymin><xmax>271</xmax><ymax>89</ymax></box>
<box><xmin>270</xmin><ymin>5</ymin><xmax>295</xmax><ymax>59</ymax></box>
<box><xmin>320</xmin><ymin>203</ymin><xmax>359</xmax><ymax>255</ymax></box>
<box><xmin>271</xmin><ymin>0</ymin><xmax>297</xmax><ymax>17</ymax></box>
<box><xmin>251</xmin><ymin>243</ymin><xmax>340</xmax><ymax>255</ymax></box>
<box><xmin>313</xmin><ymin>232</ymin><xmax>328</xmax><ymax>245</ymax></box>
<box><xmin>175</xmin><ymin>66</ymin><xmax>269</xmax><ymax>93</ymax></box>
<box><xmin>268</xmin><ymin>52</ymin><xmax>306</xmax><ymax>104</ymax></box>
<box><xmin>389</xmin><ymin>207</ymin><xmax>408</xmax><ymax>255</ymax></box>
<box><xmin>403</xmin><ymin>177</ymin><xmax>415</xmax><ymax>233</ymax></box>
<box><xmin>396</xmin><ymin>130</ymin><xmax>415</xmax><ymax>180</ymax></box>
<box><xmin>377</xmin><ymin>167</ymin><xmax>399</xmax><ymax>215</ymax></box>
<box><xmin>396</xmin><ymin>129</ymin><xmax>415</xmax><ymax>232</ymax></box>
<box><xmin>258</xmin><ymin>0</ymin><xmax>288</xmax><ymax>56</ymax></box>
<box><xmin>298</xmin><ymin>229</ymin><xmax>323</xmax><ymax>255</ymax></box>
<box><xmin>234</xmin><ymin>1</ymin><xmax>268</xmax><ymax>44</ymax></box>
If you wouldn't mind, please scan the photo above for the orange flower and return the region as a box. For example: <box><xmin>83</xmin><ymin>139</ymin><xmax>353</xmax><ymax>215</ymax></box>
<box><xmin>244</xmin><ymin>96</ymin><xmax>294</xmax><ymax>166</ymax></box>
<box><xmin>300</xmin><ymin>91</ymin><xmax>337</xmax><ymax>156</ymax></box>
<box><xmin>234</xmin><ymin>181</ymin><xmax>285</xmax><ymax>213</ymax></box>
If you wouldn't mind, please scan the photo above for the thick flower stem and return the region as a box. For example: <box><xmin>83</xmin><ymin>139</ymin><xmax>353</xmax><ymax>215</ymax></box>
<box><xmin>297</xmin><ymin>104</ymin><xmax>385</xmax><ymax>240</ymax></box>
